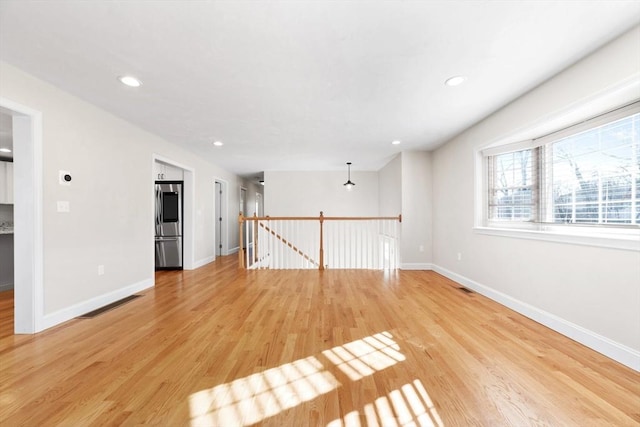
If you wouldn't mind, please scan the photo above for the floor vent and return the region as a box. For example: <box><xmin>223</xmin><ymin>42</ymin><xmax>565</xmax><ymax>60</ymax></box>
<box><xmin>458</xmin><ymin>287</ymin><xmax>474</xmax><ymax>294</ymax></box>
<box><xmin>78</xmin><ymin>295</ymin><xmax>141</xmax><ymax>318</ymax></box>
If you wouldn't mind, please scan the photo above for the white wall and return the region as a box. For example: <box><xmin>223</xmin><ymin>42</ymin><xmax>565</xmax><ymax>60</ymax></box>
<box><xmin>265</xmin><ymin>159</ymin><xmax>431</xmax><ymax>267</ymax></box>
<box><xmin>432</xmin><ymin>26</ymin><xmax>640</xmax><ymax>368</ymax></box>
<box><xmin>264</xmin><ymin>170</ymin><xmax>379</xmax><ymax>217</ymax></box>
<box><xmin>0</xmin><ymin>61</ymin><xmax>242</xmax><ymax>324</ymax></box>
<box><xmin>378</xmin><ymin>154</ymin><xmax>401</xmax><ymax>217</ymax></box>
<box><xmin>240</xmin><ymin>178</ymin><xmax>264</xmax><ymax>218</ymax></box>
<box><xmin>400</xmin><ymin>151</ymin><xmax>432</xmax><ymax>268</ymax></box>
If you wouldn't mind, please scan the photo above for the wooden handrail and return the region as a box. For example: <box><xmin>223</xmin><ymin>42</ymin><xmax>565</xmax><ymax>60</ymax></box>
<box><xmin>238</xmin><ymin>212</ymin><xmax>401</xmax><ymax>270</ymax></box>
<box><xmin>239</xmin><ymin>214</ymin><xmax>402</xmax><ymax>222</ymax></box>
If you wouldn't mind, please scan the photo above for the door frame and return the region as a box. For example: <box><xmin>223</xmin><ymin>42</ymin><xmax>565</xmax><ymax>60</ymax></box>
<box><xmin>0</xmin><ymin>97</ymin><xmax>44</xmax><ymax>334</ymax></box>
<box><xmin>152</xmin><ymin>155</ymin><xmax>195</xmax><ymax>270</ymax></box>
<box><xmin>214</xmin><ymin>178</ymin><xmax>229</xmax><ymax>256</ymax></box>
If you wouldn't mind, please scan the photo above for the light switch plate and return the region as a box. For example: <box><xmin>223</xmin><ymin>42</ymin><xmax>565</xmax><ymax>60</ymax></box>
<box><xmin>57</xmin><ymin>201</ymin><xmax>70</xmax><ymax>212</ymax></box>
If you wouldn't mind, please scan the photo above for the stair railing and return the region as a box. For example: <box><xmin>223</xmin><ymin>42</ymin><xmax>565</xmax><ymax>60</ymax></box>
<box><xmin>238</xmin><ymin>212</ymin><xmax>401</xmax><ymax>270</ymax></box>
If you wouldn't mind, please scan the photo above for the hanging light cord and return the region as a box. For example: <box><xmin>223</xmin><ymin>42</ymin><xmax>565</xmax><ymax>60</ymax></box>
<box><xmin>344</xmin><ymin>162</ymin><xmax>355</xmax><ymax>189</ymax></box>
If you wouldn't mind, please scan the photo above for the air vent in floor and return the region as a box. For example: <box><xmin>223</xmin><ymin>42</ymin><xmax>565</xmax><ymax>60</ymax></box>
<box><xmin>78</xmin><ymin>295</ymin><xmax>142</xmax><ymax>318</ymax></box>
<box><xmin>458</xmin><ymin>287</ymin><xmax>473</xmax><ymax>294</ymax></box>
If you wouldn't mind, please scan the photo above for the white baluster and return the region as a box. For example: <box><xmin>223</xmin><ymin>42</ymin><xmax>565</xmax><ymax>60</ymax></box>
<box><xmin>268</xmin><ymin>219</ymin><xmax>272</xmax><ymax>269</ymax></box>
<box><xmin>277</xmin><ymin>220</ymin><xmax>282</xmax><ymax>269</ymax></box>
<box><xmin>371</xmin><ymin>221</ymin><xmax>375</xmax><ymax>270</ymax></box>
<box><xmin>245</xmin><ymin>220</ymin><xmax>250</xmax><ymax>269</ymax></box>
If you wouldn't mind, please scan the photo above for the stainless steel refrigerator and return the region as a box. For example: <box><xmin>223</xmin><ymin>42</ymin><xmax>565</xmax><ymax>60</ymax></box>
<box><xmin>155</xmin><ymin>181</ymin><xmax>183</xmax><ymax>269</ymax></box>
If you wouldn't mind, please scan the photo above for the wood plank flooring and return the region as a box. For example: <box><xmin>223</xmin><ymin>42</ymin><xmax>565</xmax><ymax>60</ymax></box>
<box><xmin>0</xmin><ymin>256</ymin><xmax>638</xmax><ymax>426</ymax></box>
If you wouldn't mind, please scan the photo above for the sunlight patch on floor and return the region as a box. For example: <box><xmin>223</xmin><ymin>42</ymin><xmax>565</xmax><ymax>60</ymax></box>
<box><xmin>326</xmin><ymin>379</ymin><xmax>444</xmax><ymax>427</ymax></box>
<box><xmin>189</xmin><ymin>331</ymin><xmax>406</xmax><ymax>426</ymax></box>
<box><xmin>322</xmin><ymin>331</ymin><xmax>405</xmax><ymax>381</ymax></box>
<box><xmin>189</xmin><ymin>356</ymin><xmax>338</xmax><ymax>426</ymax></box>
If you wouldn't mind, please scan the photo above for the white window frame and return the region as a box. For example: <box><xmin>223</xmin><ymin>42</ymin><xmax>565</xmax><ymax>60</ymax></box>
<box><xmin>475</xmin><ymin>101</ymin><xmax>640</xmax><ymax>252</ymax></box>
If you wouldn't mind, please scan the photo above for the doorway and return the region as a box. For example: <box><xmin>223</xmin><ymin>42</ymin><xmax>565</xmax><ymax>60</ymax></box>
<box><xmin>152</xmin><ymin>156</ymin><xmax>194</xmax><ymax>270</ymax></box>
<box><xmin>215</xmin><ymin>181</ymin><xmax>222</xmax><ymax>257</ymax></box>
<box><xmin>240</xmin><ymin>187</ymin><xmax>247</xmax><ymax>216</ymax></box>
<box><xmin>0</xmin><ymin>98</ymin><xmax>44</xmax><ymax>334</ymax></box>
<box><xmin>255</xmin><ymin>192</ymin><xmax>263</xmax><ymax>217</ymax></box>
<box><xmin>214</xmin><ymin>179</ymin><xmax>228</xmax><ymax>257</ymax></box>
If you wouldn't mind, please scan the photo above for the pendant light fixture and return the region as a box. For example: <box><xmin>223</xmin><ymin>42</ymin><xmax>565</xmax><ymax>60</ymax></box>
<box><xmin>343</xmin><ymin>162</ymin><xmax>355</xmax><ymax>191</ymax></box>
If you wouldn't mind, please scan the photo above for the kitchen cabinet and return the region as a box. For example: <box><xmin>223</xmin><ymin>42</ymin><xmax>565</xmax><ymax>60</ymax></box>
<box><xmin>154</xmin><ymin>161</ymin><xmax>183</xmax><ymax>181</ymax></box>
<box><xmin>0</xmin><ymin>161</ymin><xmax>13</xmax><ymax>204</ymax></box>
<box><xmin>0</xmin><ymin>234</ymin><xmax>13</xmax><ymax>291</ymax></box>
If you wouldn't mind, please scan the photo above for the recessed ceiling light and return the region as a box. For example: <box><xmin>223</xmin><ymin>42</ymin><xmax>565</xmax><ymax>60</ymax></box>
<box><xmin>213</xmin><ymin>141</ymin><xmax>224</xmax><ymax>147</ymax></box>
<box><xmin>0</xmin><ymin>148</ymin><xmax>11</xmax><ymax>153</ymax></box>
<box><xmin>118</xmin><ymin>75</ymin><xmax>142</xmax><ymax>87</ymax></box>
<box><xmin>445</xmin><ymin>75</ymin><xmax>467</xmax><ymax>87</ymax></box>
<box><xmin>392</xmin><ymin>140</ymin><xmax>401</xmax><ymax>145</ymax></box>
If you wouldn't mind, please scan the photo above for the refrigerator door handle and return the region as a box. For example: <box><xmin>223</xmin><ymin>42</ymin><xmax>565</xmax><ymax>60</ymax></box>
<box><xmin>155</xmin><ymin>187</ymin><xmax>161</xmax><ymax>226</ymax></box>
<box><xmin>158</xmin><ymin>189</ymin><xmax>163</xmax><ymax>224</ymax></box>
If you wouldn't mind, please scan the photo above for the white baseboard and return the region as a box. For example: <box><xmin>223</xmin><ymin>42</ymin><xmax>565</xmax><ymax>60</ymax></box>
<box><xmin>193</xmin><ymin>256</ymin><xmax>215</xmax><ymax>269</ymax></box>
<box><xmin>41</xmin><ymin>278</ymin><xmax>154</xmax><ymax>331</ymax></box>
<box><xmin>432</xmin><ymin>264</ymin><xmax>640</xmax><ymax>372</ymax></box>
<box><xmin>400</xmin><ymin>263</ymin><xmax>434</xmax><ymax>270</ymax></box>
<box><xmin>226</xmin><ymin>246</ymin><xmax>239</xmax><ymax>255</ymax></box>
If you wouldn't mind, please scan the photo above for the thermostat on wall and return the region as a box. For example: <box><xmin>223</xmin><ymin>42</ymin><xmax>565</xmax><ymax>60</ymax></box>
<box><xmin>59</xmin><ymin>170</ymin><xmax>72</xmax><ymax>186</ymax></box>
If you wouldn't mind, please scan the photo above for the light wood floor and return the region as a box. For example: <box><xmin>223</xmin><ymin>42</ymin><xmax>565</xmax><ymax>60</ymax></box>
<box><xmin>0</xmin><ymin>256</ymin><xmax>638</xmax><ymax>426</ymax></box>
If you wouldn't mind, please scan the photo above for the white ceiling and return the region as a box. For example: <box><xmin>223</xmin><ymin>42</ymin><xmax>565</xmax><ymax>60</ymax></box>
<box><xmin>1</xmin><ymin>1</ymin><xmax>639</xmax><ymax>177</ymax></box>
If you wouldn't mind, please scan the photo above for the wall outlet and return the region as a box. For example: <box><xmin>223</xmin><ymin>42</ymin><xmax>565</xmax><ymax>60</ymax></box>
<box><xmin>98</xmin><ymin>265</ymin><xmax>104</xmax><ymax>276</ymax></box>
<box><xmin>419</xmin><ymin>245</ymin><xmax>424</xmax><ymax>253</ymax></box>
<box><xmin>457</xmin><ymin>252</ymin><xmax>462</xmax><ymax>261</ymax></box>
<box><xmin>56</xmin><ymin>201</ymin><xmax>70</xmax><ymax>213</ymax></box>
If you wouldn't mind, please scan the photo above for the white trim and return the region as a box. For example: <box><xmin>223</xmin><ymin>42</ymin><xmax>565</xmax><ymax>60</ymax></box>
<box><xmin>432</xmin><ymin>264</ymin><xmax>640</xmax><ymax>371</ymax></box>
<box><xmin>41</xmin><ymin>278</ymin><xmax>153</xmax><ymax>330</ymax></box>
<box><xmin>0</xmin><ymin>283</ymin><xmax>14</xmax><ymax>292</ymax></box>
<box><xmin>193</xmin><ymin>256</ymin><xmax>215</xmax><ymax>269</ymax></box>
<box><xmin>400</xmin><ymin>263</ymin><xmax>434</xmax><ymax>270</ymax></box>
<box><xmin>481</xmin><ymin>101</ymin><xmax>640</xmax><ymax>157</ymax></box>
<box><xmin>474</xmin><ymin>96</ymin><xmax>640</xmax><ymax>249</ymax></box>
<box><xmin>479</xmin><ymin>77</ymin><xmax>640</xmax><ymax>152</ymax></box>
<box><xmin>152</xmin><ymin>154</ymin><xmax>193</xmax><ymax>174</ymax></box>
<box><xmin>152</xmin><ymin>154</ymin><xmax>196</xmax><ymax>270</ymax></box>
<box><xmin>227</xmin><ymin>246</ymin><xmax>239</xmax><ymax>255</ymax></box>
<box><xmin>214</xmin><ymin>178</ymin><xmax>230</xmax><ymax>258</ymax></box>
<box><xmin>0</xmin><ymin>97</ymin><xmax>44</xmax><ymax>334</ymax></box>
<box><xmin>474</xmin><ymin>226</ymin><xmax>640</xmax><ymax>252</ymax></box>
<box><xmin>482</xmin><ymin>139</ymin><xmax>535</xmax><ymax>157</ymax></box>
<box><xmin>533</xmin><ymin>100</ymin><xmax>640</xmax><ymax>147</ymax></box>
<box><xmin>150</xmin><ymin>157</ymin><xmax>157</xmax><ymax>281</ymax></box>
<box><xmin>183</xmin><ymin>169</ymin><xmax>195</xmax><ymax>270</ymax></box>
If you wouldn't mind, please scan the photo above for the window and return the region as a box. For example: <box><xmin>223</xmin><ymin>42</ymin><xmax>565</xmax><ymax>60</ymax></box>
<box><xmin>483</xmin><ymin>102</ymin><xmax>640</xmax><ymax>237</ymax></box>
<box><xmin>488</xmin><ymin>148</ymin><xmax>538</xmax><ymax>222</ymax></box>
<box><xmin>547</xmin><ymin>114</ymin><xmax>639</xmax><ymax>225</ymax></box>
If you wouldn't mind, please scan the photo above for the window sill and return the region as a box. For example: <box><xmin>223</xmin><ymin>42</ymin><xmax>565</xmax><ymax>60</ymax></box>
<box><xmin>474</xmin><ymin>225</ymin><xmax>640</xmax><ymax>251</ymax></box>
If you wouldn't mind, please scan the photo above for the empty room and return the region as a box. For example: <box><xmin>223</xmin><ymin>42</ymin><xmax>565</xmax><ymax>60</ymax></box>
<box><xmin>0</xmin><ymin>1</ymin><xmax>638</xmax><ymax>426</ymax></box>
